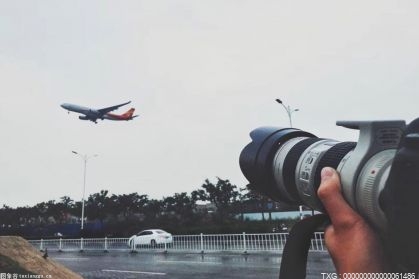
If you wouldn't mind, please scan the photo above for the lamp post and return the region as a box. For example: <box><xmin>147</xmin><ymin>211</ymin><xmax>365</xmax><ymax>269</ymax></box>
<box><xmin>72</xmin><ymin>151</ymin><xmax>98</xmax><ymax>230</ymax></box>
<box><xmin>275</xmin><ymin>98</ymin><xmax>299</xmax><ymax>127</ymax></box>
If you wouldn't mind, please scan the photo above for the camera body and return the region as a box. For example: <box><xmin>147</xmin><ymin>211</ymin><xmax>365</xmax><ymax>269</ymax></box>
<box><xmin>240</xmin><ymin>118</ymin><xmax>419</xmax><ymax>272</ymax></box>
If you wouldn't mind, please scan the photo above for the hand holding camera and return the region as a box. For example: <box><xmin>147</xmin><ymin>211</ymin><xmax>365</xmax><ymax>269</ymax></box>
<box><xmin>318</xmin><ymin>167</ymin><xmax>387</xmax><ymax>273</ymax></box>
<box><xmin>240</xmin><ymin>118</ymin><xmax>419</xmax><ymax>274</ymax></box>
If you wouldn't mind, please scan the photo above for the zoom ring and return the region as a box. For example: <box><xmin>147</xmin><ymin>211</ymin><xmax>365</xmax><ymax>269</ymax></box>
<box><xmin>313</xmin><ymin>141</ymin><xmax>357</xmax><ymax>191</ymax></box>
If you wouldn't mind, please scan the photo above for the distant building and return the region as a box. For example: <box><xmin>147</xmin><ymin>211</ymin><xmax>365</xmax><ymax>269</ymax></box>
<box><xmin>195</xmin><ymin>203</ymin><xmax>217</xmax><ymax>214</ymax></box>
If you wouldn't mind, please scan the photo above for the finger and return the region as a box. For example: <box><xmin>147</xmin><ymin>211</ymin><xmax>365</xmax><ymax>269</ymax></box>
<box><xmin>317</xmin><ymin>167</ymin><xmax>362</xmax><ymax>229</ymax></box>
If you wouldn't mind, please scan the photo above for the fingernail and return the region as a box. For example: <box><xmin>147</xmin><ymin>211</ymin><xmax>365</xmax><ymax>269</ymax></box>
<box><xmin>321</xmin><ymin>167</ymin><xmax>334</xmax><ymax>181</ymax></box>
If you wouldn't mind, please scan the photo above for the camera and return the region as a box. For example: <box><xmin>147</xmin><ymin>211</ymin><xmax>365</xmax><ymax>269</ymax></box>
<box><xmin>240</xmin><ymin>118</ymin><xmax>419</xmax><ymax>272</ymax></box>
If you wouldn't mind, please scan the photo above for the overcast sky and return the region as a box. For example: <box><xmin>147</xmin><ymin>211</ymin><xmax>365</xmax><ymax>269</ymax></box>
<box><xmin>1</xmin><ymin>1</ymin><xmax>419</xmax><ymax>207</ymax></box>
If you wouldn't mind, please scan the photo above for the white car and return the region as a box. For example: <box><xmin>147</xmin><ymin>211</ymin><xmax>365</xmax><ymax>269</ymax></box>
<box><xmin>128</xmin><ymin>229</ymin><xmax>173</xmax><ymax>248</ymax></box>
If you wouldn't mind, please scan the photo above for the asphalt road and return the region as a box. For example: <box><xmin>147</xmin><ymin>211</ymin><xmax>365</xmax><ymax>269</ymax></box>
<box><xmin>51</xmin><ymin>251</ymin><xmax>335</xmax><ymax>279</ymax></box>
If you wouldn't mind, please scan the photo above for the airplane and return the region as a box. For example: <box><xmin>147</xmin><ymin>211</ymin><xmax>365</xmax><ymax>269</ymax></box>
<box><xmin>60</xmin><ymin>101</ymin><xmax>139</xmax><ymax>123</ymax></box>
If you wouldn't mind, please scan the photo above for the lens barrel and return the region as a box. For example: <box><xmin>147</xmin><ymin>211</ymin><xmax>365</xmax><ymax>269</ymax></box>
<box><xmin>240</xmin><ymin>127</ymin><xmax>356</xmax><ymax>210</ymax></box>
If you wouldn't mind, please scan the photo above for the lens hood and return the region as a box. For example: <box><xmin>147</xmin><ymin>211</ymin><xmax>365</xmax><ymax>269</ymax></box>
<box><xmin>239</xmin><ymin>127</ymin><xmax>315</xmax><ymax>202</ymax></box>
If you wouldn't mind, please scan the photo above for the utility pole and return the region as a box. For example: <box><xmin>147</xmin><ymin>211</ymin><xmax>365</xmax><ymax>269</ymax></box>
<box><xmin>72</xmin><ymin>151</ymin><xmax>98</xmax><ymax>230</ymax></box>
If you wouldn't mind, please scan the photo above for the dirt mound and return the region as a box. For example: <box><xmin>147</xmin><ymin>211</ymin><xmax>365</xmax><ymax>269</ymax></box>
<box><xmin>0</xmin><ymin>236</ymin><xmax>82</xmax><ymax>279</ymax></box>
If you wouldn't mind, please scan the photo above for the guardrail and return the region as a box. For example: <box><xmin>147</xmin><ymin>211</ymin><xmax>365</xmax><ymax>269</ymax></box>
<box><xmin>28</xmin><ymin>232</ymin><xmax>326</xmax><ymax>253</ymax></box>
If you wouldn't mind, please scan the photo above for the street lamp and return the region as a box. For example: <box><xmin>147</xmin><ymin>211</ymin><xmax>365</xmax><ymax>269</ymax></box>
<box><xmin>72</xmin><ymin>151</ymin><xmax>98</xmax><ymax>230</ymax></box>
<box><xmin>275</xmin><ymin>98</ymin><xmax>299</xmax><ymax>127</ymax></box>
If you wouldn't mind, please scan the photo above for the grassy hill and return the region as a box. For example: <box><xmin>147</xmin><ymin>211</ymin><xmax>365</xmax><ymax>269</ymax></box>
<box><xmin>0</xmin><ymin>236</ymin><xmax>82</xmax><ymax>279</ymax></box>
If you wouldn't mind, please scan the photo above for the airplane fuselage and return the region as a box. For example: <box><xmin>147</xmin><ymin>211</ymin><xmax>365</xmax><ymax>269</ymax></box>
<box><xmin>61</xmin><ymin>103</ymin><xmax>102</xmax><ymax>119</ymax></box>
<box><xmin>61</xmin><ymin>103</ymin><xmax>105</xmax><ymax>122</ymax></box>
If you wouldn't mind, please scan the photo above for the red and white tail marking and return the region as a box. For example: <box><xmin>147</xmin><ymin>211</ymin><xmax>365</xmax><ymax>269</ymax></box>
<box><xmin>105</xmin><ymin>108</ymin><xmax>138</xmax><ymax>120</ymax></box>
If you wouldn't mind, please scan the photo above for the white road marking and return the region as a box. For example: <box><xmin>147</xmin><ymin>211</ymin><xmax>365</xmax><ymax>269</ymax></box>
<box><xmin>102</xmin><ymin>269</ymin><xmax>166</xmax><ymax>276</ymax></box>
<box><xmin>157</xmin><ymin>260</ymin><xmax>277</xmax><ymax>269</ymax></box>
<box><xmin>53</xmin><ymin>257</ymin><xmax>90</xmax><ymax>261</ymax></box>
<box><xmin>158</xmin><ymin>260</ymin><xmax>222</xmax><ymax>265</ymax></box>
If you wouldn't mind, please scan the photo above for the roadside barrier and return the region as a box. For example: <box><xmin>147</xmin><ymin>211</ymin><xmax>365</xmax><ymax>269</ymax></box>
<box><xmin>28</xmin><ymin>232</ymin><xmax>326</xmax><ymax>253</ymax></box>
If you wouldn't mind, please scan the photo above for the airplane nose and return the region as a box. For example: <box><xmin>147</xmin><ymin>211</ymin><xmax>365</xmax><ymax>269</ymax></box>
<box><xmin>61</xmin><ymin>103</ymin><xmax>67</xmax><ymax>109</ymax></box>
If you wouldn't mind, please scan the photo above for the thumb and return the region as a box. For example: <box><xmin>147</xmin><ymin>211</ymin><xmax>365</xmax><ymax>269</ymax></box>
<box><xmin>317</xmin><ymin>167</ymin><xmax>362</xmax><ymax>229</ymax></box>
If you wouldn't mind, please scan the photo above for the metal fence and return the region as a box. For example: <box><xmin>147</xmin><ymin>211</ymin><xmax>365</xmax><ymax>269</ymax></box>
<box><xmin>28</xmin><ymin>232</ymin><xmax>326</xmax><ymax>253</ymax></box>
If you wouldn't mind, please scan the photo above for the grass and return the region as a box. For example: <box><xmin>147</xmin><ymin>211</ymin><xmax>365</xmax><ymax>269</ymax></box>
<box><xmin>0</xmin><ymin>253</ymin><xmax>36</xmax><ymax>274</ymax></box>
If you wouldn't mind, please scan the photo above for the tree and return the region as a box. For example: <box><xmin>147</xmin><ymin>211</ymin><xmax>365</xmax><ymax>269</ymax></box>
<box><xmin>34</xmin><ymin>202</ymin><xmax>49</xmax><ymax>224</ymax></box>
<box><xmin>60</xmin><ymin>196</ymin><xmax>74</xmax><ymax>210</ymax></box>
<box><xmin>15</xmin><ymin>206</ymin><xmax>33</xmax><ymax>225</ymax></box>
<box><xmin>111</xmin><ymin>193</ymin><xmax>149</xmax><ymax>219</ymax></box>
<box><xmin>162</xmin><ymin>192</ymin><xmax>195</xmax><ymax>223</ymax></box>
<box><xmin>193</xmin><ymin>177</ymin><xmax>240</xmax><ymax>223</ymax></box>
<box><xmin>86</xmin><ymin>190</ymin><xmax>111</xmax><ymax>223</ymax></box>
<box><xmin>70</xmin><ymin>201</ymin><xmax>83</xmax><ymax>222</ymax></box>
<box><xmin>45</xmin><ymin>200</ymin><xmax>61</xmax><ymax>224</ymax></box>
<box><xmin>145</xmin><ymin>199</ymin><xmax>162</xmax><ymax>221</ymax></box>
<box><xmin>0</xmin><ymin>205</ymin><xmax>15</xmax><ymax>227</ymax></box>
<box><xmin>56</xmin><ymin>196</ymin><xmax>75</xmax><ymax>223</ymax></box>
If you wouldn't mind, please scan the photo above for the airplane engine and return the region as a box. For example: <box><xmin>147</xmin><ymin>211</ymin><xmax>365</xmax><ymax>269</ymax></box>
<box><xmin>79</xmin><ymin>116</ymin><xmax>89</xmax><ymax>120</ymax></box>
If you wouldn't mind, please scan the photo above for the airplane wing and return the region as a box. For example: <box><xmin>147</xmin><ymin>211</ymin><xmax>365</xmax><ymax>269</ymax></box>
<box><xmin>97</xmin><ymin>101</ymin><xmax>131</xmax><ymax>115</ymax></box>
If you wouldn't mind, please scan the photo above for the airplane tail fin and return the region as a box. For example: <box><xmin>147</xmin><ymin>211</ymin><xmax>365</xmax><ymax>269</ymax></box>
<box><xmin>122</xmin><ymin>108</ymin><xmax>135</xmax><ymax>118</ymax></box>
